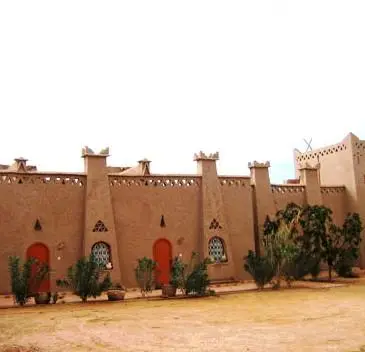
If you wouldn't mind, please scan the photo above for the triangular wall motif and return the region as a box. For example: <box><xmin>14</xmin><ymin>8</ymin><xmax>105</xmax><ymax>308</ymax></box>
<box><xmin>209</xmin><ymin>218</ymin><xmax>222</xmax><ymax>230</ymax></box>
<box><xmin>160</xmin><ymin>215</ymin><xmax>166</xmax><ymax>227</ymax></box>
<box><xmin>92</xmin><ymin>220</ymin><xmax>108</xmax><ymax>232</ymax></box>
<box><xmin>34</xmin><ymin>219</ymin><xmax>42</xmax><ymax>231</ymax></box>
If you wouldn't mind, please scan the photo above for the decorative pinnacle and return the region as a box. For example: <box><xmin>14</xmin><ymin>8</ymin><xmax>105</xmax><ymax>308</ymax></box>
<box><xmin>14</xmin><ymin>157</ymin><xmax>28</xmax><ymax>162</ymax></box>
<box><xmin>248</xmin><ymin>161</ymin><xmax>270</xmax><ymax>168</ymax></box>
<box><xmin>82</xmin><ymin>146</ymin><xmax>110</xmax><ymax>157</ymax></box>
<box><xmin>138</xmin><ymin>158</ymin><xmax>151</xmax><ymax>163</ymax></box>
<box><xmin>193</xmin><ymin>151</ymin><xmax>219</xmax><ymax>161</ymax></box>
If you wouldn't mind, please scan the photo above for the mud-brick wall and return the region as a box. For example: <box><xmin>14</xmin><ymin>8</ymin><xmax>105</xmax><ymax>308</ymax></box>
<box><xmin>220</xmin><ymin>177</ymin><xmax>256</xmax><ymax>280</ymax></box>
<box><xmin>110</xmin><ymin>175</ymin><xmax>202</xmax><ymax>287</ymax></box>
<box><xmin>272</xmin><ymin>185</ymin><xmax>307</xmax><ymax>212</ymax></box>
<box><xmin>321</xmin><ymin>187</ymin><xmax>348</xmax><ymax>226</ymax></box>
<box><xmin>0</xmin><ymin>173</ymin><xmax>85</xmax><ymax>294</ymax></box>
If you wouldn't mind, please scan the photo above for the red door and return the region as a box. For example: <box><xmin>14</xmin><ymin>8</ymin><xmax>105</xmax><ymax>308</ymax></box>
<box><xmin>26</xmin><ymin>243</ymin><xmax>50</xmax><ymax>293</ymax></box>
<box><xmin>153</xmin><ymin>239</ymin><xmax>172</xmax><ymax>286</ymax></box>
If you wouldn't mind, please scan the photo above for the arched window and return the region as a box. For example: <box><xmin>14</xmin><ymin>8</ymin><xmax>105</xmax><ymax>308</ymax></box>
<box><xmin>91</xmin><ymin>242</ymin><xmax>112</xmax><ymax>269</ymax></box>
<box><xmin>208</xmin><ymin>236</ymin><xmax>227</xmax><ymax>263</ymax></box>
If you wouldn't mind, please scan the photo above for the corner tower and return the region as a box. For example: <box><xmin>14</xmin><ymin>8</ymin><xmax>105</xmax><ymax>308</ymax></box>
<box><xmin>294</xmin><ymin>133</ymin><xmax>365</xmax><ymax>267</ymax></box>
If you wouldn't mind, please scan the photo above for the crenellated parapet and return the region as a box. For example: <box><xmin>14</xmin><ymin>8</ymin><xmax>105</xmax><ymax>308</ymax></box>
<box><xmin>82</xmin><ymin>146</ymin><xmax>110</xmax><ymax>157</ymax></box>
<box><xmin>248</xmin><ymin>161</ymin><xmax>270</xmax><ymax>169</ymax></box>
<box><xmin>193</xmin><ymin>151</ymin><xmax>219</xmax><ymax>161</ymax></box>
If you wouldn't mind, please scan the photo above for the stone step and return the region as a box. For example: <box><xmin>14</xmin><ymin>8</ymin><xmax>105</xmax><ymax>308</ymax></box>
<box><xmin>210</xmin><ymin>278</ymin><xmax>240</xmax><ymax>286</ymax></box>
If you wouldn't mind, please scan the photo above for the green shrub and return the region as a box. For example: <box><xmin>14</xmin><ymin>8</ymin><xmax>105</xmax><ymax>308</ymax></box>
<box><xmin>134</xmin><ymin>257</ymin><xmax>157</xmax><ymax>297</ymax></box>
<box><xmin>8</xmin><ymin>256</ymin><xmax>49</xmax><ymax>306</ymax></box>
<box><xmin>283</xmin><ymin>253</ymin><xmax>320</xmax><ymax>281</ymax></box>
<box><xmin>169</xmin><ymin>252</ymin><xmax>211</xmax><ymax>296</ymax></box>
<box><xmin>184</xmin><ymin>255</ymin><xmax>211</xmax><ymax>296</ymax></box>
<box><xmin>170</xmin><ymin>256</ymin><xmax>185</xmax><ymax>288</ymax></box>
<box><xmin>334</xmin><ymin>213</ymin><xmax>363</xmax><ymax>278</ymax></box>
<box><xmin>56</xmin><ymin>255</ymin><xmax>111</xmax><ymax>302</ymax></box>
<box><xmin>335</xmin><ymin>251</ymin><xmax>359</xmax><ymax>278</ymax></box>
<box><xmin>244</xmin><ymin>250</ymin><xmax>275</xmax><ymax>289</ymax></box>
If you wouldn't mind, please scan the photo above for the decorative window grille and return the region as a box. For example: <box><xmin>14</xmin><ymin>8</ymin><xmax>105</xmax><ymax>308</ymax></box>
<box><xmin>208</xmin><ymin>236</ymin><xmax>227</xmax><ymax>263</ymax></box>
<box><xmin>91</xmin><ymin>242</ymin><xmax>112</xmax><ymax>269</ymax></box>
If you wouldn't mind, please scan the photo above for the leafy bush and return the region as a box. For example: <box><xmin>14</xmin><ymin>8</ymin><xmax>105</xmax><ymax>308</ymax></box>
<box><xmin>134</xmin><ymin>257</ymin><xmax>157</xmax><ymax>297</ymax></box>
<box><xmin>56</xmin><ymin>255</ymin><xmax>111</xmax><ymax>302</ymax></box>
<box><xmin>169</xmin><ymin>252</ymin><xmax>211</xmax><ymax>296</ymax></box>
<box><xmin>335</xmin><ymin>251</ymin><xmax>357</xmax><ymax>277</ymax></box>
<box><xmin>286</xmin><ymin>253</ymin><xmax>320</xmax><ymax>280</ymax></box>
<box><xmin>184</xmin><ymin>255</ymin><xmax>211</xmax><ymax>296</ymax></box>
<box><xmin>244</xmin><ymin>250</ymin><xmax>275</xmax><ymax>289</ymax></box>
<box><xmin>263</xmin><ymin>210</ymin><xmax>302</xmax><ymax>288</ymax></box>
<box><xmin>334</xmin><ymin>213</ymin><xmax>363</xmax><ymax>278</ymax></box>
<box><xmin>309</xmin><ymin>260</ymin><xmax>321</xmax><ymax>279</ymax></box>
<box><xmin>8</xmin><ymin>256</ymin><xmax>49</xmax><ymax>306</ymax></box>
<box><xmin>170</xmin><ymin>256</ymin><xmax>185</xmax><ymax>288</ymax></box>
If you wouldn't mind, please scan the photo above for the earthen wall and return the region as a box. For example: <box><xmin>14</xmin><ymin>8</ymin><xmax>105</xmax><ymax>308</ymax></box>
<box><xmin>0</xmin><ymin>173</ymin><xmax>85</xmax><ymax>293</ymax></box>
<box><xmin>0</xmin><ymin>133</ymin><xmax>363</xmax><ymax>293</ymax></box>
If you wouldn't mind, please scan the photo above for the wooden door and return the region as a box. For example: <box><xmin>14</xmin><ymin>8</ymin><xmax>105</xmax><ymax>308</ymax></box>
<box><xmin>26</xmin><ymin>243</ymin><xmax>50</xmax><ymax>293</ymax></box>
<box><xmin>153</xmin><ymin>239</ymin><xmax>172</xmax><ymax>287</ymax></box>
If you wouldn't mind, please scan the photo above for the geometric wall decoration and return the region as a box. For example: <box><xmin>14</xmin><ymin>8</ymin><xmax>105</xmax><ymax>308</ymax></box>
<box><xmin>209</xmin><ymin>218</ymin><xmax>222</xmax><ymax>230</ymax></box>
<box><xmin>92</xmin><ymin>220</ymin><xmax>108</xmax><ymax>232</ymax></box>
<box><xmin>160</xmin><ymin>215</ymin><xmax>166</xmax><ymax>228</ymax></box>
<box><xmin>34</xmin><ymin>219</ymin><xmax>42</xmax><ymax>231</ymax></box>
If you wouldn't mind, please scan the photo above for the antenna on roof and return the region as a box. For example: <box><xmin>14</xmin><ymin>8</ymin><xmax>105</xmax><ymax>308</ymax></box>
<box><xmin>303</xmin><ymin>138</ymin><xmax>313</xmax><ymax>152</ymax></box>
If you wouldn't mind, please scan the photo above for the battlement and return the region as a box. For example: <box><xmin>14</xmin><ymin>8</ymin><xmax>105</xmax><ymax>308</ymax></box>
<box><xmin>248</xmin><ymin>161</ymin><xmax>270</xmax><ymax>168</ymax></box>
<box><xmin>193</xmin><ymin>151</ymin><xmax>219</xmax><ymax>161</ymax></box>
<box><xmin>109</xmin><ymin>175</ymin><xmax>201</xmax><ymax>188</ymax></box>
<box><xmin>0</xmin><ymin>172</ymin><xmax>86</xmax><ymax>186</ymax></box>
<box><xmin>81</xmin><ymin>146</ymin><xmax>110</xmax><ymax>157</ymax></box>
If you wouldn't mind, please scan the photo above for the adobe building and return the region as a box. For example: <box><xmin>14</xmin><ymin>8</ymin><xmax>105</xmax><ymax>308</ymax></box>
<box><xmin>0</xmin><ymin>132</ymin><xmax>364</xmax><ymax>294</ymax></box>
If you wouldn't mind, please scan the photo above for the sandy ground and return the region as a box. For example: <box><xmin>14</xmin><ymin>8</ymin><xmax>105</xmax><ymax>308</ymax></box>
<box><xmin>1</xmin><ymin>279</ymin><xmax>365</xmax><ymax>352</ymax></box>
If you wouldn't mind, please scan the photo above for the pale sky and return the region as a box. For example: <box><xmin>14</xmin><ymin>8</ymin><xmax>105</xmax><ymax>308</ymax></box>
<box><xmin>0</xmin><ymin>1</ymin><xmax>364</xmax><ymax>183</ymax></box>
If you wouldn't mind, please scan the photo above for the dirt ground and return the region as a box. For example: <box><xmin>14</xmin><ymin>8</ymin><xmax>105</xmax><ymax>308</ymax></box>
<box><xmin>1</xmin><ymin>280</ymin><xmax>365</xmax><ymax>352</ymax></box>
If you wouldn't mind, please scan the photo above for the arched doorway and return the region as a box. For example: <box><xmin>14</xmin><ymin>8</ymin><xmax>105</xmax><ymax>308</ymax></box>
<box><xmin>153</xmin><ymin>239</ymin><xmax>172</xmax><ymax>287</ymax></box>
<box><xmin>26</xmin><ymin>243</ymin><xmax>50</xmax><ymax>293</ymax></box>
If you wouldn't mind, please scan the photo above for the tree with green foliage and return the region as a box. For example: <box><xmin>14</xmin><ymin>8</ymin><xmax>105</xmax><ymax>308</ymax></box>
<box><xmin>298</xmin><ymin>205</ymin><xmax>332</xmax><ymax>278</ymax></box>
<box><xmin>8</xmin><ymin>256</ymin><xmax>49</xmax><ymax>306</ymax></box>
<box><xmin>263</xmin><ymin>203</ymin><xmax>363</xmax><ymax>282</ymax></box>
<box><xmin>263</xmin><ymin>206</ymin><xmax>302</xmax><ymax>288</ymax></box>
<box><xmin>326</xmin><ymin>213</ymin><xmax>363</xmax><ymax>280</ymax></box>
<box><xmin>56</xmin><ymin>254</ymin><xmax>111</xmax><ymax>302</ymax></box>
<box><xmin>334</xmin><ymin>214</ymin><xmax>363</xmax><ymax>278</ymax></box>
